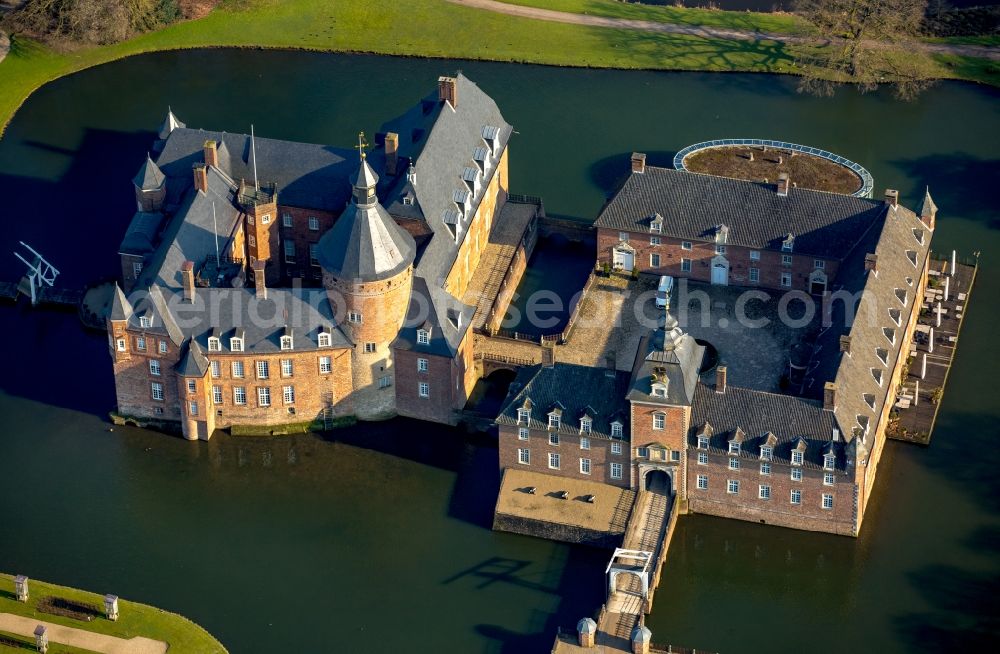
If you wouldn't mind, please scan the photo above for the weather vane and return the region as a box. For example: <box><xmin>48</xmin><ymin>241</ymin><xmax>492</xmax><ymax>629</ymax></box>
<box><xmin>357</xmin><ymin>131</ymin><xmax>368</xmax><ymax>160</ymax></box>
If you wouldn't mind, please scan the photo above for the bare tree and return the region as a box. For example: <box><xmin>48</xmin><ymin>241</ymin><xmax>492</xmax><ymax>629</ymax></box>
<box><xmin>2</xmin><ymin>0</ymin><xmax>178</xmax><ymax>45</ymax></box>
<box><xmin>794</xmin><ymin>0</ymin><xmax>933</xmax><ymax>100</ymax></box>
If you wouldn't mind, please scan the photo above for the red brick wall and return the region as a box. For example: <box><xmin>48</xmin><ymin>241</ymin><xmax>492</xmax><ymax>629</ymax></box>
<box><xmin>277</xmin><ymin>205</ymin><xmax>339</xmax><ymax>285</ymax></box>
<box><xmin>498</xmin><ymin>425</ymin><xmax>631</xmax><ymax>489</ymax></box>
<box><xmin>394</xmin><ymin>331</ymin><xmax>476</xmax><ymax>425</ymax></box>
<box><xmin>630</xmin><ymin>402</ymin><xmax>690</xmax><ymax>452</ymax></box>
<box><xmin>120</xmin><ymin>254</ymin><xmax>145</xmax><ymax>294</ymax></box>
<box><xmin>109</xmin><ymin>326</ymin><xmax>182</xmax><ymax>422</ymax></box>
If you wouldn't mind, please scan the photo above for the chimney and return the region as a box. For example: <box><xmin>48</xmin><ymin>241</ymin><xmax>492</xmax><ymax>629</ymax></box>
<box><xmin>715</xmin><ymin>365</ymin><xmax>727</xmax><ymax>394</ymax></box>
<box><xmin>823</xmin><ymin>381</ymin><xmax>837</xmax><ymax>411</ymax></box>
<box><xmin>776</xmin><ymin>172</ymin><xmax>790</xmax><ymax>197</ymax></box>
<box><xmin>839</xmin><ymin>335</ymin><xmax>851</xmax><ymax>354</ymax></box>
<box><xmin>577</xmin><ymin>618</ymin><xmax>597</xmax><ymax>648</ymax></box>
<box><xmin>385</xmin><ymin>132</ymin><xmax>399</xmax><ymax>176</ymax></box>
<box><xmin>203</xmin><ymin>140</ymin><xmax>218</xmax><ymax>168</ymax></box>
<box><xmin>542</xmin><ymin>344</ymin><xmax>555</xmax><ymax>368</ymax></box>
<box><xmin>631</xmin><ymin>152</ymin><xmax>646</xmax><ymax>174</ymax></box>
<box><xmin>181</xmin><ymin>261</ymin><xmax>196</xmax><ymax>302</ymax></box>
<box><xmin>884</xmin><ymin>189</ymin><xmax>899</xmax><ymax>208</ymax></box>
<box><xmin>438</xmin><ymin>76</ymin><xmax>458</xmax><ymax>108</ymax></box>
<box><xmin>193</xmin><ymin>164</ymin><xmax>208</xmax><ymax>193</ymax></box>
<box><xmin>252</xmin><ymin>260</ymin><xmax>267</xmax><ymax>300</ymax></box>
<box><xmin>864</xmin><ymin>253</ymin><xmax>878</xmax><ymax>273</ymax></box>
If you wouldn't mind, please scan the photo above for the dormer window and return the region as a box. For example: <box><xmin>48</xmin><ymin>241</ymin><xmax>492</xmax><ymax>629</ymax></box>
<box><xmin>580</xmin><ymin>417</ymin><xmax>592</xmax><ymax>434</ymax></box>
<box><xmin>548</xmin><ymin>413</ymin><xmax>561</xmax><ymax>430</ymax></box>
<box><xmin>824</xmin><ymin>453</ymin><xmax>836</xmax><ymax>470</ymax></box>
<box><xmin>651</xmin><ymin>381</ymin><xmax>668</xmax><ymax>398</ymax></box>
<box><xmin>453</xmin><ymin>188</ymin><xmax>471</xmax><ymax>215</ymax></box>
<box><xmin>139</xmin><ymin>315</ymin><xmax>153</xmax><ymax>328</ymax></box>
<box><xmin>697</xmin><ymin>436</ymin><xmax>709</xmax><ymax>450</ymax></box>
<box><xmin>875</xmin><ymin>347</ymin><xmax>889</xmax><ymax>365</ymax></box>
<box><xmin>650</xmin><ymin>214</ymin><xmax>663</xmax><ymax>233</ymax></box>
<box><xmin>417</xmin><ymin>329</ymin><xmax>430</xmax><ymax>345</ymax></box>
<box><xmin>883</xmin><ymin>327</ymin><xmax>896</xmax><ymax>345</ymax></box>
<box><xmin>230</xmin><ymin>337</ymin><xmax>243</xmax><ymax>352</ymax></box>
<box><xmin>782</xmin><ymin>234</ymin><xmax>795</xmax><ymax>252</ymax></box>
<box><xmin>760</xmin><ymin>446</ymin><xmax>773</xmax><ymax>461</ymax></box>
<box><xmin>462</xmin><ymin>167</ymin><xmax>481</xmax><ymax>194</ymax></box>
<box><xmin>895</xmin><ymin>289</ymin><xmax>907</xmax><ymax>306</ymax></box>
<box><xmin>280</xmin><ymin>335</ymin><xmax>293</xmax><ymax>351</ymax></box>
<box><xmin>791</xmin><ymin>451</ymin><xmax>803</xmax><ymax>466</ymax></box>
<box><xmin>857</xmin><ymin>415</ymin><xmax>870</xmax><ymax>434</ymax></box>
<box><xmin>402</xmin><ymin>194</ymin><xmax>415</xmax><ymax>206</ymax></box>
<box><xmin>207</xmin><ymin>337</ymin><xmax>221</xmax><ymax>352</ymax></box>
<box><xmin>913</xmin><ymin>228</ymin><xmax>924</xmax><ymax>244</ymax></box>
<box><xmin>318</xmin><ymin>331</ymin><xmax>332</xmax><ymax>348</ymax></box>
<box><xmin>871</xmin><ymin>368</ymin><xmax>883</xmax><ymax>385</ymax></box>
<box><xmin>906</xmin><ymin>250</ymin><xmax>918</xmax><ymax>266</ymax></box>
<box><xmin>889</xmin><ymin>308</ymin><xmax>901</xmax><ymax>325</ymax></box>
<box><xmin>473</xmin><ymin>146</ymin><xmax>490</xmax><ymax>172</ymax></box>
<box><xmin>905</xmin><ymin>276</ymin><xmax>914</xmax><ymax>287</ymax></box>
<box><xmin>517</xmin><ymin>408</ymin><xmax>530</xmax><ymax>424</ymax></box>
<box><xmin>728</xmin><ymin>441</ymin><xmax>741</xmax><ymax>455</ymax></box>
<box><xmin>611</xmin><ymin>422</ymin><xmax>623</xmax><ymax>438</ymax></box>
<box><xmin>482</xmin><ymin>124</ymin><xmax>500</xmax><ymax>152</ymax></box>
<box><xmin>863</xmin><ymin>393</ymin><xmax>876</xmax><ymax>410</ymax></box>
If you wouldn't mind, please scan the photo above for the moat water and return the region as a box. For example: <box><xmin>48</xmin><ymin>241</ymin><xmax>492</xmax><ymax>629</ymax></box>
<box><xmin>0</xmin><ymin>50</ymin><xmax>997</xmax><ymax>653</ymax></box>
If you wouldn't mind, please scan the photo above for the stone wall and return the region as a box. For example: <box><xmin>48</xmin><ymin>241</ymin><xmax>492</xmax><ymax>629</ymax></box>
<box><xmin>492</xmin><ymin>512</ymin><xmax>622</xmax><ymax>549</ymax></box>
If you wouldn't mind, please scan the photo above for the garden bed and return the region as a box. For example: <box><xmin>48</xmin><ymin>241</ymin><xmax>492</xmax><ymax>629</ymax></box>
<box><xmin>684</xmin><ymin>145</ymin><xmax>863</xmax><ymax>195</ymax></box>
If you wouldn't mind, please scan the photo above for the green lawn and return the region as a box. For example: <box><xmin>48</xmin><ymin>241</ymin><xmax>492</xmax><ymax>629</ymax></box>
<box><xmin>0</xmin><ymin>574</ymin><xmax>227</xmax><ymax>653</ymax></box>
<box><xmin>1</xmin><ymin>629</ymin><xmax>98</xmax><ymax>654</ymax></box>
<box><xmin>0</xmin><ymin>0</ymin><xmax>995</xmax><ymax>137</ymax></box>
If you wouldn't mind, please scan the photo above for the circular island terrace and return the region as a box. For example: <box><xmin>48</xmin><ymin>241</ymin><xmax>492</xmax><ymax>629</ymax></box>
<box><xmin>674</xmin><ymin>139</ymin><xmax>874</xmax><ymax>198</ymax></box>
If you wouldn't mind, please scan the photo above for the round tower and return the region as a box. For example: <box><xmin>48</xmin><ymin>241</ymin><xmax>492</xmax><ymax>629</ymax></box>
<box><xmin>317</xmin><ymin>148</ymin><xmax>416</xmax><ymax>419</ymax></box>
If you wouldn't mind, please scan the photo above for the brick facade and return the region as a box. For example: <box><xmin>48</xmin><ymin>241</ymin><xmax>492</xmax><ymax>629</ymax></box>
<box><xmin>394</xmin><ymin>329</ymin><xmax>476</xmax><ymax>424</ymax></box>
<box><xmin>498</xmin><ymin>425</ymin><xmax>632</xmax><ymax>490</ymax></box>
<box><xmin>276</xmin><ymin>206</ymin><xmax>338</xmax><ymax>285</ymax></box>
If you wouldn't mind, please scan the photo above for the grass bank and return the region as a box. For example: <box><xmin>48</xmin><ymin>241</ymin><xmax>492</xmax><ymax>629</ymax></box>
<box><xmin>0</xmin><ymin>0</ymin><xmax>996</xmax><ymax>137</ymax></box>
<box><xmin>0</xmin><ymin>573</ymin><xmax>227</xmax><ymax>653</ymax></box>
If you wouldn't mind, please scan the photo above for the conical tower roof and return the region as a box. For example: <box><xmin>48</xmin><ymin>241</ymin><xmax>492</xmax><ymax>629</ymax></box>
<box><xmin>176</xmin><ymin>340</ymin><xmax>210</xmax><ymax>377</ymax></box>
<box><xmin>158</xmin><ymin>109</ymin><xmax>185</xmax><ymax>140</ymax></box>
<box><xmin>109</xmin><ymin>284</ymin><xmax>133</xmax><ymax>321</ymax></box>
<box><xmin>133</xmin><ymin>153</ymin><xmax>165</xmax><ymax>190</ymax></box>
<box><xmin>352</xmin><ymin>157</ymin><xmax>379</xmax><ymax>189</ymax></box>
<box><xmin>920</xmin><ymin>186</ymin><xmax>938</xmax><ymax>219</ymax></box>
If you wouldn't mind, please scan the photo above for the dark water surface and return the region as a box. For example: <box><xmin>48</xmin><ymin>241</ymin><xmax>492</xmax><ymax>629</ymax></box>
<box><xmin>0</xmin><ymin>50</ymin><xmax>998</xmax><ymax>653</ymax></box>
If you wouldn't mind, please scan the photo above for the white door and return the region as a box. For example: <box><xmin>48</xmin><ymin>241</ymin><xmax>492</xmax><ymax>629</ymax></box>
<box><xmin>614</xmin><ymin>248</ymin><xmax>634</xmax><ymax>272</ymax></box>
<box><xmin>711</xmin><ymin>261</ymin><xmax>729</xmax><ymax>285</ymax></box>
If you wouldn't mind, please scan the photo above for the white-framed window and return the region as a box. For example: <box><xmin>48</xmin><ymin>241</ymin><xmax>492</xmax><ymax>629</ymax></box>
<box><xmin>750</xmin><ymin>250</ymin><xmax>761</xmax><ymax>261</ymax></box>
<box><xmin>782</xmin><ymin>254</ymin><xmax>793</xmax><ymax>266</ymax></box>
<box><xmin>158</xmin><ymin>340</ymin><xmax>167</xmax><ymax>354</ymax></box>
<box><xmin>417</xmin><ymin>358</ymin><xmax>429</xmax><ymax>372</ymax></box>
<box><xmin>650</xmin><ymin>236</ymin><xmax>661</xmax><ymax>246</ymax></box>
<box><xmin>284</xmin><ymin>241</ymin><xmax>296</xmax><ymax>263</ymax></box>
<box><xmin>697</xmin><ymin>436</ymin><xmax>709</xmax><ymax>450</ymax></box>
<box><xmin>824</xmin><ymin>472</ymin><xmax>835</xmax><ymax>486</ymax></box>
<box><xmin>781</xmin><ymin>272</ymin><xmax>792</xmax><ymax>287</ymax></box>
<box><xmin>610</xmin><ymin>462</ymin><xmax>623</xmax><ymax>479</ymax></box>
<box><xmin>210</xmin><ymin>361</ymin><xmax>220</xmax><ymax>378</ymax></box>
<box><xmin>782</xmin><ymin>238</ymin><xmax>794</xmax><ymax>253</ymax></box>
<box><xmin>518</xmin><ymin>448</ymin><xmax>530</xmax><ymax>465</ymax></box>
<box><xmin>260</xmin><ymin>214</ymin><xmax>271</xmax><ymax>224</ymax></box>
<box><xmin>792</xmin><ymin>450</ymin><xmax>803</xmax><ymax>465</ymax></box>
<box><xmin>715</xmin><ymin>244</ymin><xmax>726</xmax><ymax>255</ymax></box>
<box><xmin>760</xmin><ymin>445</ymin><xmax>773</xmax><ymax>461</ymax></box>
<box><xmin>348</xmin><ymin>311</ymin><xmax>362</xmax><ymax>323</ymax></box>
<box><xmin>283</xmin><ymin>385</ymin><xmax>295</xmax><ymax>404</ymax></box>
<box><xmin>187</xmin><ymin>380</ymin><xmax>197</xmax><ymax>394</ymax></box>
<box><xmin>256</xmin><ymin>361</ymin><xmax>269</xmax><ymax>379</ymax></box>
<box><xmin>749</xmin><ymin>267</ymin><xmax>759</xmax><ymax>282</ymax></box>
<box><xmin>257</xmin><ymin>387</ymin><xmax>271</xmax><ymax>407</ymax></box>
<box><xmin>697</xmin><ymin>452</ymin><xmax>708</xmax><ymax>465</ymax></box>
<box><xmin>378</xmin><ymin>375</ymin><xmax>391</xmax><ymax>389</ymax></box>
<box><xmin>759</xmin><ymin>484</ymin><xmax>771</xmax><ymax>500</ymax></box>
<box><xmin>310</xmin><ymin>244</ymin><xmax>319</xmax><ymax>266</ymax></box>
<box><xmin>760</xmin><ymin>462</ymin><xmax>771</xmax><ymax>475</ymax></box>
<box><xmin>729</xmin><ymin>441</ymin><xmax>741</xmax><ymax>455</ymax></box>
<box><xmin>139</xmin><ymin>315</ymin><xmax>153</xmax><ymax>328</ymax></box>
<box><xmin>318</xmin><ymin>332</ymin><xmax>332</xmax><ymax>347</ymax></box>
<box><xmin>189</xmin><ymin>401</ymin><xmax>198</xmax><ymax>416</ymax></box>
<box><xmin>518</xmin><ymin>428</ymin><xmax>529</xmax><ymax>441</ymax></box>
<box><xmin>681</xmin><ymin>258</ymin><xmax>692</xmax><ymax>272</ymax></box>
<box><xmin>280</xmin><ymin>335</ymin><xmax>293</xmax><ymax>351</ymax></box>
<box><xmin>319</xmin><ymin>356</ymin><xmax>332</xmax><ymax>374</ymax></box>
<box><xmin>364</xmin><ymin>342</ymin><xmax>377</xmax><ymax>353</ymax></box>
<box><xmin>232</xmin><ymin>361</ymin><xmax>245</xmax><ymax>378</ymax></box>
<box><xmin>652</xmin><ymin>413</ymin><xmax>665</xmax><ymax>430</ymax></box>
<box><xmin>822</xmin><ymin>494</ymin><xmax>834</xmax><ymax>510</ymax></box>
<box><xmin>418</xmin><ymin>382</ymin><xmax>429</xmax><ymax>398</ymax></box>
<box><xmin>824</xmin><ymin>453</ymin><xmax>836</xmax><ymax>470</ymax></box>
<box><xmin>212</xmin><ymin>385</ymin><xmax>223</xmax><ymax>404</ymax></box>
<box><xmin>650</xmin><ymin>253</ymin><xmax>661</xmax><ymax>267</ymax></box>
<box><xmin>233</xmin><ymin>387</ymin><xmax>247</xmax><ymax>405</ymax></box>
<box><xmin>282</xmin><ymin>213</ymin><xmax>293</xmax><ymax>228</ymax></box>
<box><xmin>611</xmin><ymin>441</ymin><xmax>623</xmax><ymax>455</ymax></box>
<box><xmin>580</xmin><ymin>458</ymin><xmax>591</xmax><ymax>475</ymax></box>
<box><xmin>549</xmin><ymin>433</ymin><xmax>559</xmax><ymax>446</ymax></box>
<box><xmin>791</xmin><ymin>468</ymin><xmax>802</xmax><ymax>482</ymax></box>
<box><xmin>697</xmin><ymin>474</ymin><xmax>708</xmax><ymax>490</ymax></box>
<box><xmin>149</xmin><ymin>360</ymin><xmax>161</xmax><ymax>376</ymax></box>
<box><xmin>151</xmin><ymin>382</ymin><xmax>163</xmax><ymax>401</ymax></box>
<box><xmin>549</xmin><ymin>452</ymin><xmax>560</xmax><ymax>470</ymax></box>
<box><xmin>681</xmin><ymin>241</ymin><xmax>692</xmax><ymax>251</ymax></box>
<box><xmin>517</xmin><ymin>408</ymin><xmax>530</xmax><ymax>424</ymax></box>
<box><xmin>580</xmin><ymin>417</ymin><xmax>592</xmax><ymax>434</ymax></box>
<box><xmin>207</xmin><ymin>337</ymin><xmax>221</xmax><ymax>352</ymax></box>
<box><xmin>619</xmin><ymin>231</ymin><xmax>629</xmax><ymax>242</ymax></box>
<box><xmin>230</xmin><ymin>337</ymin><xmax>243</xmax><ymax>352</ymax></box>
<box><xmin>814</xmin><ymin>259</ymin><xmax>825</xmax><ymax>269</ymax></box>
<box><xmin>637</xmin><ymin>447</ymin><xmax>649</xmax><ymax>458</ymax></box>
<box><xmin>727</xmin><ymin>479</ymin><xmax>739</xmax><ymax>494</ymax></box>
<box><xmin>791</xmin><ymin>489</ymin><xmax>802</xmax><ymax>505</ymax></box>
<box><xmin>416</xmin><ymin>329</ymin><xmax>430</xmax><ymax>345</ymax></box>
<box><xmin>136</xmin><ymin>335</ymin><xmax>146</xmax><ymax>351</ymax></box>
<box><xmin>308</xmin><ymin>216</ymin><xmax>319</xmax><ymax>231</ymax></box>
<box><xmin>281</xmin><ymin>359</ymin><xmax>293</xmax><ymax>377</ymax></box>
<box><xmin>729</xmin><ymin>457</ymin><xmax>740</xmax><ymax>470</ymax></box>
<box><xmin>580</xmin><ymin>437</ymin><xmax>590</xmax><ymax>450</ymax></box>
<box><xmin>133</xmin><ymin>261</ymin><xmax>143</xmax><ymax>277</ymax></box>
<box><xmin>548</xmin><ymin>414</ymin><xmax>561</xmax><ymax>429</ymax></box>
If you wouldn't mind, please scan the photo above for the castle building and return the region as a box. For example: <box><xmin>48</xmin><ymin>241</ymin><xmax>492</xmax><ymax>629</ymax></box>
<box><xmin>108</xmin><ymin>74</ymin><xmax>512</xmax><ymax>438</ymax></box>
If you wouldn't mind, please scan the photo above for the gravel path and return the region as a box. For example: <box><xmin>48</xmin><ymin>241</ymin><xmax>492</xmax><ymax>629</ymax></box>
<box><xmin>0</xmin><ymin>613</ymin><xmax>168</xmax><ymax>654</ymax></box>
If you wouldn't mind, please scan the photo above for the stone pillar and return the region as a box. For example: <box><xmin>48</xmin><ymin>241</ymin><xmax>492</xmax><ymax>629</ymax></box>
<box><xmin>576</xmin><ymin>617</ymin><xmax>597</xmax><ymax>648</ymax></box>
<box><xmin>34</xmin><ymin>625</ymin><xmax>48</xmax><ymax>653</ymax></box>
<box><xmin>104</xmin><ymin>594</ymin><xmax>119</xmax><ymax>621</ymax></box>
<box><xmin>14</xmin><ymin>575</ymin><xmax>28</xmax><ymax>602</ymax></box>
<box><xmin>631</xmin><ymin>624</ymin><xmax>651</xmax><ymax>654</ymax></box>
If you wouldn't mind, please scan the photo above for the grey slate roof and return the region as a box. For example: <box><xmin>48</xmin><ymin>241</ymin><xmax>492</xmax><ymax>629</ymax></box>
<box><xmin>394</xmin><ymin>275</ymin><xmax>475</xmax><ymax>357</ymax></box>
<box><xmin>119</xmin><ymin>211</ymin><xmax>164</xmax><ymax>255</ymax></box>
<box><xmin>627</xmin><ymin>313</ymin><xmax>704</xmax><ymax>406</ymax></box>
<box><xmin>595</xmin><ymin>166</ymin><xmax>886</xmax><ymax>260</ymax></box>
<box><xmin>176</xmin><ymin>340</ymin><xmax>210</xmax><ymax>377</ymax></box>
<box><xmin>155</xmin><ymin>127</ymin><xmax>355</xmax><ymax>211</ymax></box>
<box><xmin>920</xmin><ymin>187</ymin><xmax>938</xmax><ymax>220</ymax></box>
<box><xmin>109</xmin><ymin>284</ymin><xmax>133</xmax><ymax>321</ymax></box>
<box><xmin>133</xmin><ymin>154</ymin><xmax>165</xmax><ymax>190</ymax></box>
<box><xmin>497</xmin><ymin>363</ymin><xmax>631</xmax><ymax>439</ymax></box>
<box><xmin>158</xmin><ymin>109</ymin><xmax>185</xmax><ymax>141</ymax></box>
<box><xmin>127</xmin><ymin>285</ymin><xmax>184</xmax><ymax>345</ymax></box>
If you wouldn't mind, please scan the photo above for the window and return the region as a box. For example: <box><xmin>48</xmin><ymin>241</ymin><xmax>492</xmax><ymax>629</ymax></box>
<box><xmin>548</xmin><ymin>414</ymin><xmax>561</xmax><ymax>429</ymax></box>
<box><xmin>364</xmin><ymin>342</ymin><xmax>377</xmax><ymax>354</ymax></box>
<box><xmin>697</xmin><ymin>436</ymin><xmax>709</xmax><ymax>450</ymax></box>
<box><xmin>781</xmin><ymin>272</ymin><xmax>792</xmax><ymax>287</ymax></box>
<box><xmin>310</xmin><ymin>244</ymin><xmax>319</xmax><ymax>267</ymax></box>
<box><xmin>281</xmin><ymin>359</ymin><xmax>293</xmax><ymax>377</ymax></box>
<box><xmin>824</xmin><ymin>454</ymin><xmax>836</xmax><ymax>470</ymax></box>
<box><xmin>187</xmin><ymin>380</ymin><xmax>197</xmax><ymax>394</ymax></box>
<box><xmin>348</xmin><ymin>311</ymin><xmax>362</xmax><ymax>324</ymax></box>
<box><xmin>211</xmin><ymin>361</ymin><xmax>221</xmax><ymax>378</ymax></box>
<box><xmin>256</xmin><ymin>361</ymin><xmax>269</xmax><ymax>379</ymax></box>
<box><xmin>729</xmin><ymin>457</ymin><xmax>740</xmax><ymax>470</ymax></box>
<box><xmin>149</xmin><ymin>360</ymin><xmax>161</xmax><ymax>376</ymax></box>
<box><xmin>260</xmin><ymin>214</ymin><xmax>271</xmax><ymax>224</ymax></box>
<box><xmin>549</xmin><ymin>453</ymin><xmax>560</xmax><ymax>470</ymax></box>
<box><xmin>418</xmin><ymin>382</ymin><xmax>429</xmax><ymax>398</ymax></box>
<box><xmin>207</xmin><ymin>337</ymin><xmax>221</xmax><ymax>352</ymax></box>
<box><xmin>791</xmin><ymin>489</ymin><xmax>801</xmax><ymax>505</ymax></box>
<box><xmin>282</xmin><ymin>213</ymin><xmax>293</xmax><ymax>228</ymax></box>
<box><xmin>782</xmin><ymin>254</ymin><xmax>793</xmax><ymax>267</ymax></box>
<box><xmin>822</xmin><ymin>494</ymin><xmax>834</xmax><ymax>510</ymax></box>
<box><xmin>697</xmin><ymin>474</ymin><xmax>708</xmax><ymax>490</ymax></box>
<box><xmin>715</xmin><ymin>244</ymin><xmax>726</xmax><ymax>255</ymax></box>
<box><xmin>284</xmin><ymin>241</ymin><xmax>296</xmax><ymax>263</ymax></box>
<box><xmin>750</xmin><ymin>250</ymin><xmax>761</xmax><ymax>261</ymax></box>
<box><xmin>782</xmin><ymin>238</ymin><xmax>794</xmax><ymax>253</ymax></box>
<box><xmin>791</xmin><ymin>468</ymin><xmax>802</xmax><ymax>482</ymax></box>
<box><xmin>619</xmin><ymin>232</ymin><xmax>629</xmax><ymax>242</ymax></box>
<box><xmin>549</xmin><ymin>433</ymin><xmax>559</xmax><ymax>446</ymax></box>
<box><xmin>580</xmin><ymin>458</ymin><xmax>591</xmax><ymax>474</ymax></box>
<box><xmin>637</xmin><ymin>447</ymin><xmax>649</xmax><ymax>458</ymax></box>
<box><xmin>189</xmin><ymin>401</ymin><xmax>198</xmax><ymax>416</ymax></box>
<box><xmin>417</xmin><ymin>358</ymin><xmax>429</xmax><ymax>372</ymax></box>
<box><xmin>133</xmin><ymin>261</ymin><xmax>143</xmax><ymax>277</ymax></box>
<box><xmin>283</xmin><ymin>385</ymin><xmax>295</xmax><ymax>404</ymax></box>
<box><xmin>681</xmin><ymin>258</ymin><xmax>692</xmax><ymax>273</ymax></box>
<box><xmin>280</xmin><ymin>335</ymin><xmax>293</xmax><ymax>351</ymax></box>
<box><xmin>814</xmin><ymin>259</ymin><xmax>825</xmax><ymax>269</ymax></box>
<box><xmin>518</xmin><ymin>428</ymin><xmax>529</xmax><ymax>441</ymax></box>
<box><xmin>681</xmin><ymin>241</ymin><xmax>692</xmax><ymax>251</ymax></box>
<box><xmin>308</xmin><ymin>216</ymin><xmax>319</xmax><ymax>231</ymax></box>
<box><xmin>416</xmin><ymin>329</ymin><xmax>430</xmax><ymax>345</ymax></box>
<box><xmin>139</xmin><ymin>315</ymin><xmax>152</xmax><ymax>328</ymax></box>
<box><xmin>610</xmin><ymin>462</ymin><xmax>623</xmax><ymax>479</ymax></box>
<box><xmin>697</xmin><ymin>452</ymin><xmax>708</xmax><ymax>465</ymax></box>
<box><xmin>136</xmin><ymin>335</ymin><xmax>146</xmax><ymax>351</ymax></box>
<box><xmin>611</xmin><ymin>441</ymin><xmax>623</xmax><ymax>455</ymax></box>
<box><xmin>232</xmin><ymin>362</ymin><xmax>246</xmax><ymax>380</ymax></box>
<box><xmin>580</xmin><ymin>437</ymin><xmax>590</xmax><ymax>450</ymax></box>
<box><xmin>759</xmin><ymin>485</ymin><xmax>771</xmax><ymax>500</ymax></box>
<box><xmin>653</xmin><ymin>413</ymin><xmax>665</xmax><ymax>430</ymax></box>
<box><xmin>671</xmin><ymin>450</ymin><xmax>681</xmax><ymax>462</ymax></box>
<box><xmin>518</xmin><ymin>448</ymin><xmax>530</xmax><ymax>465</ymax></box>
<box><xmin>760</xmin><ymin>462</ymin><xmax>771</xmax><ymax>475</ymax></box>
<box><xmin>158</xmin><ymin>340</ymin><xmax>167</xmax><ymax>354</ymax></box>
<box><xmin>824</xmin><ymin>472</ymin><xmax>835</xmax><ymax>486</ymax></box>
<box><xmin>318</xmin><ymin>332</ymin><xmax>331</xmax><ymax>347</ymax></box>
<box><xmin>233</xmin><ymin>387</ymin><xmax>247</xmax><ymax>405</ymax></box>
<box><xmin>650</xmin><ymin>253</ymin><xmax>661</xmax><ymax>267</ymax></box>
<box><xmin>749</xmin><ymin>267</ymin><xmax>759</xmax><ymax>282</ymax></box>
<box><xmin>791</xmin><ymin>451</ymin><xmax>803</xmax><ymax>466</ymax></box>
<box><xmin>318</xmin><ymin>356</ymin><xmax>332</xmax><ymax>374</ymax></box>
<box><xmin>650</xmin><ymin>236</ymin><xmax>661</xmax><ymax>246</ymax></box>
<box><xmin>378</xmin><ymin>375</ymin><xmax>391</xmax><ymax>389</ymax></box>
<box><xmin>580</xmin><ymin>418</ymin><xmax>592</xmax><ymax>434</ymax></box>
<box><xmin>727</xmin><ymin>479</ymin><xmax>739</xmax><ymax>494</ymax></box>
<box><xmin>212</xmin><ymin>385</ymin><xmax>223</xmax><ymax>404</ymax></box>
<box><xmin>728</xmin><ymin>442</ymin><xmax>741</xmax><ymax>455</ymax></box>
<box><xmin>517</xmin><ymin>408</ymin><xmax>530</xmax><ymax>424</ymax></box>
<box><xmin>151</xmin><ymin>382</ymin><xmax>163</xmax><ymax>401</ymax></box>
<box><xmin>257</xmin><ymin>387</ymin><xmax>271</xmax><ymax>407</ymax></box>
<box><xmin>230</xmin><ymin>337</ymin><xmax>243</xmax><ymax>352</ymax></box>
